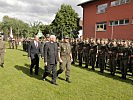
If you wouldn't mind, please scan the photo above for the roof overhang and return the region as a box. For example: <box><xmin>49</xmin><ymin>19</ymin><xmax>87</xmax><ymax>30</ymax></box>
<box><xmin>78</xmin><ymin>0</ymin><xmax>98</xmax><ymax>6</ymax></box>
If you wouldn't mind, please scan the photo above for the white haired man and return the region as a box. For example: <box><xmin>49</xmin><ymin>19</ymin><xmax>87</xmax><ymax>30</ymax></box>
<box><xmin>42</xmin><ymin>35</ymin><xmax>58</xmax><ymax>85</ymax></box>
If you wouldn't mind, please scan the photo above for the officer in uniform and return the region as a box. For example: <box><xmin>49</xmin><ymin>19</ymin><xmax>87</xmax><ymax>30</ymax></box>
<box><xmin>41</xmin><ymin>34</ymin><xmax>50</xmax><ymax>57</ymax></box>
<box><xmin>108</xmin><ymin>40</ymin><xmax>118</xmax><ymax>75</ymax></box>
<box><xmin>89</xmin><ymin>39</ymin><xmax>97</xmax><ymax>70</ymax></box>
<box><xmin>71</xmin><ymin>38</ymin><xmax>77</xmax><ymax>64</ymax></box>
<box><xmin>78</xmin><ymin>36</ymin><xmax>84</xmax><ymax>67</ymax></box>
<box><xmin>118</xmin><ymin>41</ymin><xmax>130</xmax><ymax>79</ymax></box>
<box><xmin>0</xmin><ymin>35</ymin><xmax>5</xmax><ymax>67</ymax></box>
<box><xmin>129</xmin><ymin>41</ymin><xmax>133</xmax><ymax>76</ymax></box>
<box><xmin>83</xmin><ymin>38</ymin><xmax>90</xmax><ymax>68</ymax></box>
<box><xmin>57</xmin><ymin>35</ymin><xmax>73</xmax><ymax>83</ymax></box>
<box><xmin>97</xmin><ymin>39</ymin><xmax>107</xmax><ymax>73</ymax></box>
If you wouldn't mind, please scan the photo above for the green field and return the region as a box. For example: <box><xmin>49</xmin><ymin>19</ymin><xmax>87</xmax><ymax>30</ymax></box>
<box><xmin>0</xmin><ymin>46</ymin><xmax>133</xmax><ymax>100</ymax></box>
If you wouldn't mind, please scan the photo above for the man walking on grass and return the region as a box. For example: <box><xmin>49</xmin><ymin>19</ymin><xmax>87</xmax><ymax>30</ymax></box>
<box><xmin>42</xmin><ymin>35</ymin><xmax>58</xmax><ymax>85</ymax></box>
<box><xmin>28</xmin><ymin>35</ymin><xmax>42</xmax><ymax>75</ymax></box>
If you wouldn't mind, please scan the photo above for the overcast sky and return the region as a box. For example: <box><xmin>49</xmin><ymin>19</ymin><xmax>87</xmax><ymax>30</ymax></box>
<box><xmin>0</xmin><ymin>0</ymin><xmax>88</xmax><ymax>24</ymax></box>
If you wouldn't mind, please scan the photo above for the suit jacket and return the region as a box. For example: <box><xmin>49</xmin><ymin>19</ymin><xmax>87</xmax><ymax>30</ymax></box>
<box><xmin>28</xmin><ymin>41</ymin><xmax>42</xmax><ymax>59</ymax></box>
<box><xmin>44</xmin><ymin>42</ymin><xmax>58</xmax><ymax>65</ymax></box>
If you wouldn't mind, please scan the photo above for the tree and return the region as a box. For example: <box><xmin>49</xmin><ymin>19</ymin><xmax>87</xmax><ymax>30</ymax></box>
<box><xmin>0</xmin><ymin>16</ymin><xmax>30</xmax><ymax>38</ymax></box>
<box><xmin>51</xmin><ymin>4</ymin><xmax>80</xmax><ymax>39</ymax></box>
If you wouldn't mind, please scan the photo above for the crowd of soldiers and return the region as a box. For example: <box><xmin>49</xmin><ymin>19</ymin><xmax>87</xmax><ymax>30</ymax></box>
<box><xmin>22</xmin><ymin>35</ymin><xmax>133</xmax><ymax>80</ymax></box>
<box><xmin>71</xmin><ymin>37</ymin><xmax>133</xmax><ymax>79</ymax></box>
<box><xmin>8</xmin><ymin>37</ymin><xmax>19</xmax><ymax>49</ymax></box>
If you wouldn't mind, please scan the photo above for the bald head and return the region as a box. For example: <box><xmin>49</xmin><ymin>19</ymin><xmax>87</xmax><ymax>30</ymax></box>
<box><xmin>50</xmin><ymin>35</ymin><xmax>56</xmax><ymax>42</ymax></box>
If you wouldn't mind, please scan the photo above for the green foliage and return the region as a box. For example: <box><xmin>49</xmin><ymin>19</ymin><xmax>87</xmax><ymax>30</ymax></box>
<box><xmin>29</xmin><ymin>21</ymin><xmax>42</xmax><ymax>37</ymax></box>
<box><xmin>1</xmin><ymin>16</ymin><xmax>30</xmax><ymax>38</ymax></box>
<box><xmin>51</xmin><ymin>4</ymin><xmax>80</xmax><ymax>39</ymax></box>
<box><xmin>39</xmin><ymin>24</ymin><xmax>52</xmax><ymax>36</ymax></box>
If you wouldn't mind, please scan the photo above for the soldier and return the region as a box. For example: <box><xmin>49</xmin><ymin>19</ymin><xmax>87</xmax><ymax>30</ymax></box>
<box><xmin>97</xmin><ymin>39</ymin><xmax>107</xmax><ymax>73</ymax></box>
<box><xmin>129</xmin><ymin>41</ymin><xmax>133</xmax><ymax>76</ymax></box>
<box><xmin>0</xmin><ymin>35</ymin><xmax>5</xmax><ymax>67</ymax></box>
<box><xmin>108</xmin><ymin>40</ymin><xmax>118</xmax><ymax>75</ymax></box>
<box><xmin>105</xmin><ymin>39</ymin><xmax>109</xmax><ymax>69</ymax></box>
<box><xmin>117</xmin><ymin>40</ymin><xmax>122</xmax><ymax>70</ymax></box>
<box><xmin>118</xmin><ymin>41</ymin><xmax>130</xmax><ymax>79</ymax></box>
<box><xmin>95</xmin><ymin>39</ymin><xmax>101</xmax><ymax>68</ymax></box>
<box><xmin>78</xmin><ymin>36</ymin><xmax>84</xmax><ymax>67</ymax></box>
<box><xmin>15</xmin><ymin>38</ymin><xmax>19</xmax><ymax>49</ymax></box>
<box><xmin>71</xmin><ymin>38</ymin><xmax>78</xmax><ymax>64</ymax></box>
<box><xmin>83</xmin><ymin>38</ymin><xmax>90</xmax><ymax>68</ymax></box>
<box><xmin>41</xmin><ymin>34</ymin><xmax>50</xmax><ymax>58</ymax></box>
<box><xmin>57</xmin><ymin>35</ymin><xmax>73</xmax><ymax>83</ymax></box>
<box><xmin>89</xmin><ymin>39</ymin><xmax>97</xmax><ymax>70</ymax></box>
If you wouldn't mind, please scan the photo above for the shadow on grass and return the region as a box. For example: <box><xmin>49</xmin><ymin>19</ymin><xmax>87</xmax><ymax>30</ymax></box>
<box><xmin>14</xmin><ymin>64</ymin><xmax>52</xmax><ymax>84</ymax></box>
<box><xmin>73</xmin><ymin>64</ymin><xmax>133</xmax><ymax>85</ymax></box>
<box><xmin>14</xmin><ymin>64</ymin><xmax>43</xmax><ymax>80</ymax></box>
<box><xmin>58</xmin><ymin>77</ymin><xmax>66</xmax><ymax>81</ymax></box>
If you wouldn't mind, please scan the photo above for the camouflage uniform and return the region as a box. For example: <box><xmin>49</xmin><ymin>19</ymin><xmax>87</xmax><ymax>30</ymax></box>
<box><xmin>0</xmin><ymin>35</ymin><xmax>5</xmax><ymax>67</ymax></box>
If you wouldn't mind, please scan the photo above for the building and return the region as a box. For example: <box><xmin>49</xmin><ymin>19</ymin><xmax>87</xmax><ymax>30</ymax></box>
<box><xmin>78</xmin><ymin>0</ymin><xmax>133</xmax><ymax>40</ymax></box>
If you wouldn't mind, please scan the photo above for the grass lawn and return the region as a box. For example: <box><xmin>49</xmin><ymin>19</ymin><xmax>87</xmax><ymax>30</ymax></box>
<box><xmin>0</xmin><ymin>45</ymin><xmax>133</xmax><ymax>100</ymax></box>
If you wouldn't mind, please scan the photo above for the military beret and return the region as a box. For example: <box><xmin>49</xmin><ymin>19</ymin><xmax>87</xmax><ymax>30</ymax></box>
<box><xmin>64</xmin><ymin>35</ymin><xmax>69</xmax><ymax>39</ymax></box>
<box><xmin>46</xmin><ymin>34</ymin><xmax>50</xmax><ymax>38</ymax></box>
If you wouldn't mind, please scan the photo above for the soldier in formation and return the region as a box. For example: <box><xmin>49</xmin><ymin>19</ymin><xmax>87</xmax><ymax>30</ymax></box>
<box><xmin>70</xmin><ymin>38</ymin><xmax>133</xmax><ymax>79</ymax></box>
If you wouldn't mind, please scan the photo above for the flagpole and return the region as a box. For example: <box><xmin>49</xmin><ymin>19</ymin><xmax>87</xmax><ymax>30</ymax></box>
<box><xmin>111</xmin><ymin>24</ymin><xmax>114</xmax><ymax>40</ymax></box>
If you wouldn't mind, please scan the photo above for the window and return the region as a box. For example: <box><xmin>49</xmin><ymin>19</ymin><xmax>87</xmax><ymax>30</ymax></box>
<box><xmin>114</xmin><ymin>20</ymin><xmax>119</xmax><ymax>26</ymax></box>
<box><xmin>97</xmin><ymin>3</ymin><xmax>108</xmax><ymax>14</ymax></box>
<box><xmin>119</xmin><ymin>20</ymin><xmax>124</xmax><ymax>25</ymax></box>
<box><xmin>111</xmin><ymin>0</ymin><xmax>130</xmax><ymax>7</ymax></box>
<box><xmin>110</xmin><ymin>19</ymin><xmax>129</xmax><ymax>26</ymax></box>
<box><xmin>96</xmin><ymin>22</ymin><xmax>107</xmax><ymax>31</ymax></box>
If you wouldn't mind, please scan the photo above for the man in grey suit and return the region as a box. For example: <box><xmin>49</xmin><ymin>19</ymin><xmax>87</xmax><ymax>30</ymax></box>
<box><xmin>42</xmin><ymin>35</ymin><xmax>58</xmax><ymax>85</ymax></box>
<box><xmin>28</xmin><ymin>35</ymin><xmax>42</xmax><ymax>75</ymax></box>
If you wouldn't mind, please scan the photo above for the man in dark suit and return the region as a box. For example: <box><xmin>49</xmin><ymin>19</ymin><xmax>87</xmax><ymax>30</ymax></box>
<box><xmin>28</xmin><ymin>35</ymin><xmax>42</xmax><ymax>75</ymax></box>
<box><xmin>42</xmin><ymin>35</ymin><xmax>58</xmax><ymax>85</ymax></box>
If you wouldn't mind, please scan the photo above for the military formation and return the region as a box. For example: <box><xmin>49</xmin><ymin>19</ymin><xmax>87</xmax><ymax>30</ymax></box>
<box><xmin>8</xmin><ymin>37</ymin><xmax>19</xmax><ymax>49</ymax></box>
<box><xmin>71</xmin><ymin>37</ymin><xmax>133</xmax><ymax>79</ymax></box>
<box><xmin>21</xmin><ymin>34</ymin><xmax>133</xmax><ymax>80</ymax></box>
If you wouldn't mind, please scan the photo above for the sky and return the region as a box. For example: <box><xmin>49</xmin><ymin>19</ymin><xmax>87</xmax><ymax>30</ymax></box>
<box><xmin>0</xmin><ymin>0</ymin><xmax>88</xmax><ymax>25</ymax></box>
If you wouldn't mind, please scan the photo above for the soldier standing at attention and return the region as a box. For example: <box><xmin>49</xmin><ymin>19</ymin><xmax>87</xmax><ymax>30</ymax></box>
<box><xmin>71</xmin><ymin>38</ymin><xmax>77</xmax><ymax>64</ymax></box>
<box><xmin>98</xmin><ymin>39</ymin><xmax>107</xmax><ymax>73</ymax></box>
<box><xmin>129</xmin><ymin>42</ymin><xmax>133</xmax><ymax>76</ymax></box>
<box><xmin>119</xmin><ymin>41</ymin><xmax>130</xmax><ymax>79</ymax></box>
<box><xmin>57</xmin><ymin>35</ymin><xmax>73</xmax><ymax>83</ymax></box>
<box><xmin>108</xmin><ymin>40</ymin><xmax>118</xmax><ymax>75</ymax></box>
<box><xmin>78</xmin><ymin>36</ymin><xmax>84</xmax><ymax>67</ymax></box>
<box><xmin>0</xmin><ymin>35</ymin><xmax>5</xmax><ymax>68</ymax></box>
<box><xmin>84</xmin><ymin>38</ymin><xmax>90</xmax><ymax>68</ymax></box>
<box><xmin>89</xmin><ymin>39</ymin><xmax>97</xmax><ymax>70</ymax></box>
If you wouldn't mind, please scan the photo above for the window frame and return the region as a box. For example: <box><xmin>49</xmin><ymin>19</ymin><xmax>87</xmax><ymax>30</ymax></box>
<box><xmin>109</xmin><ymin>19</ymin><xmax>129</xmax><ymax>26</ymax></box>
<box><xmin>96</xmin><ymin>22</ymin><xmax>107</xmax><ymax>32</ymax></box>
<box><xmin>97</xmin><ymin>3</ymin><xmax>108</xmax><ymax>14</ymax></box>
<box><xmin>110</xmin><ymin>0</ymin><xmax>130</xmax><ymax>7</ymax></box>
